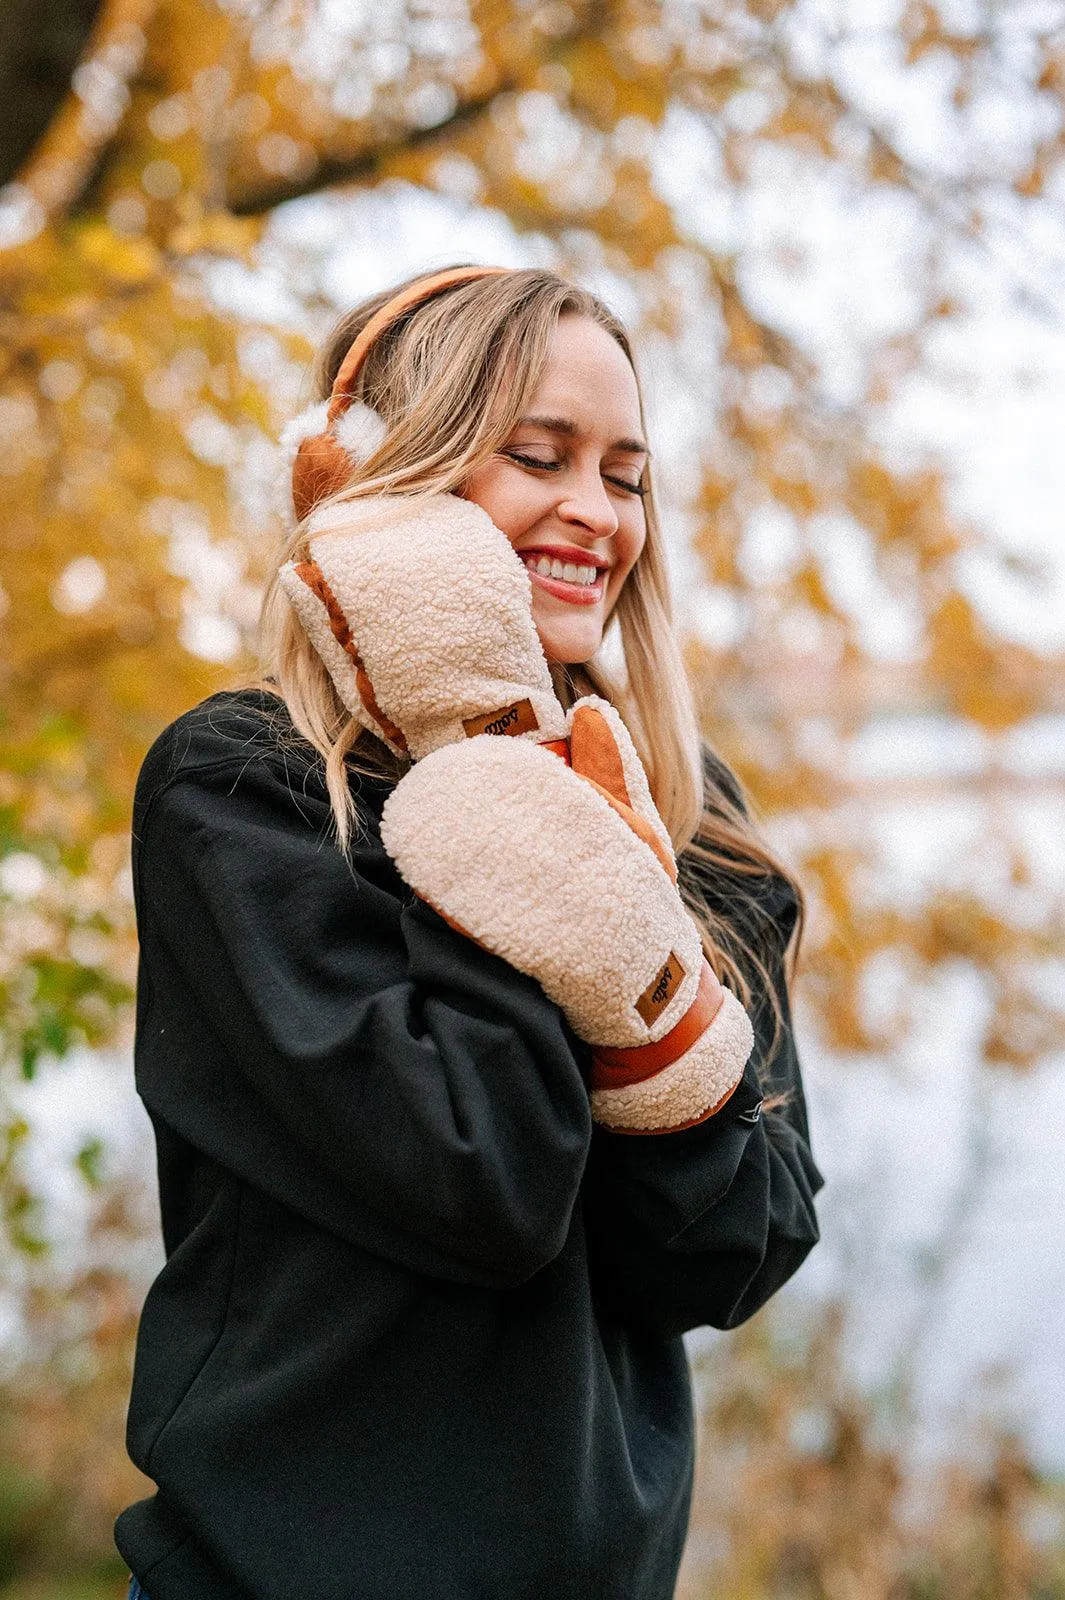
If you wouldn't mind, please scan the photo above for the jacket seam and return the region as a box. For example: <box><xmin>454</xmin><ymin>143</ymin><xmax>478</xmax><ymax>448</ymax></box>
<box><xmin>136</xmin><ymin>750</ymin><xmax>325</xmax><ymax>852</ymax></box>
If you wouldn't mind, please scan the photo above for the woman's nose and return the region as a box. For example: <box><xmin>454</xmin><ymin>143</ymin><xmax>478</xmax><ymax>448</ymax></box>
<box><xmin>555</xmin><ymin>473</ymin><xmax>619</xmax><ymax>540</ymax></box>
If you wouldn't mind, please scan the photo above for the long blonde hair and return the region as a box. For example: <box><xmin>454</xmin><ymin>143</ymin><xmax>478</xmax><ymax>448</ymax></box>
<box><xmin>250</xmin><ymin>265</ymin><xmax>803</xmax><ymax>1041</ymax></box>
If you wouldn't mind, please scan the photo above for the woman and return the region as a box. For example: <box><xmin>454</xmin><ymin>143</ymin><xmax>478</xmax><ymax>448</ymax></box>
<box><xmin>117</xmin><ymin>264</ymin><xmax>822</xmax><ymax>1600</ymax></box>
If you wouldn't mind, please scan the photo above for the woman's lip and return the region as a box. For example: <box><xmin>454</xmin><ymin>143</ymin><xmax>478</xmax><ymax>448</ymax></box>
<box><xmin>519</xmin><ymin>546</ymin><xmax>611</xmax><ymax>571</ymax></box>
<box><xmin>526</xmin><ymin>565</ymin><xmax>605</xmax><ymax>605</ymax></box>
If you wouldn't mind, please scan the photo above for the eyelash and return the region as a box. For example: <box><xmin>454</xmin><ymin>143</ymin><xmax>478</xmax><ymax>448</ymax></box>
<box><xmin>504</xmin><ymin>450</ymin><xmax>648</xmax><ymax>498</ymax></box>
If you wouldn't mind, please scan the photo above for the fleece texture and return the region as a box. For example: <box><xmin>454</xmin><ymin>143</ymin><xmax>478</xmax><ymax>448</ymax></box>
<box><xmin>278</xmin><ymin>493</ymin><xmax>567</xmax><ymax>759</ymax></box>
<box><xmin>331</xmin><ymin>399</ymin><xmax>388</xmax><ymax>462</ymax></box>
<box><xmin>278</xmin><ymin>399</ymin><xmax>330</xmax><ymax>467</ymax></box>
<box><xmin>380</xmin><ymin>734</ymin><xmax>703</xmax><ymax>1046</ymax></box>
<box><xmin>380</xmin><ymin>736</ymin><xmax>755</xmax><ymax>1130</ymax></box>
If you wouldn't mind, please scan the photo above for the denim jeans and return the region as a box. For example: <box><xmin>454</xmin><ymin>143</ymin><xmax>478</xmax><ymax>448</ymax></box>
<box><xmin>128</xmin><ymin>1579</ymin><xmax>149</xmax><ymax>1600</ymax></box>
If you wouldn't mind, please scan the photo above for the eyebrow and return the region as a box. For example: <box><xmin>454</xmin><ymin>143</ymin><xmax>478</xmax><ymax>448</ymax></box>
<box><xmin>517</xmin><ymin>413</ymin><xmax>650</xmax><ymax>458</ymax></box>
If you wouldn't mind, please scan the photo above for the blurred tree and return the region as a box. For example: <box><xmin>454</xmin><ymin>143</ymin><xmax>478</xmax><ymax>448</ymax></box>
<box><xmin>0</xmin><ymin>0</ymin><xmax>103</xmax><ymax>187</ymax></box>
<box><xmin>676</xmin><ymin>1311</ymin><xmax>1065</xmax><ymax>1599</ymax></box>
<box><xmin>0</xmin><ymin>0</ymin><xmax>1063</xmax><ymax>1586</ymax></box>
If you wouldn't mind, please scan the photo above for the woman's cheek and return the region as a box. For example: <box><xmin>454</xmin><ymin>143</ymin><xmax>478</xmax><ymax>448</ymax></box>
<box><xmin>611</xmin><ymin>531</ymin><xmax>645</xmax><ymax>608</ymax></box>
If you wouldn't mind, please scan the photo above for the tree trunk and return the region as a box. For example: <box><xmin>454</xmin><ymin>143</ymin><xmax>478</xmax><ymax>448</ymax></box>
<box><xmin>0</xmin><ymin>0</ymin><xmax>104</xmax><ymax>185</ymax></box>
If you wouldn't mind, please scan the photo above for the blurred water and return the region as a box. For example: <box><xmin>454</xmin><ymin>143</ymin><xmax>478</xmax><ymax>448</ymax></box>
<box><xmin>797</xmin><ymin>1005</ymin><xmax>1065</xmax><ymax>1476</ymax></box>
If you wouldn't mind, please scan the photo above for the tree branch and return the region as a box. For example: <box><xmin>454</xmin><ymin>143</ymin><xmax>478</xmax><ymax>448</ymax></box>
<box><xmin>10</xmin><ymin>0</ymin><xmax>158</xmax><ymax>226</ymax></box>
<box><xmin>225</xmin><ymin>80</ymin><xmax>516</xmax><ymax>217</ymax></box>
<box><xmin>225</xmin><ymin>0</ymin><xmax>612</xmax><ymax>216</ymax></box>
<box><xmin>0</xmin><ymin>0</ymin><xmax>104</xmax><ymax>187</ymax></box>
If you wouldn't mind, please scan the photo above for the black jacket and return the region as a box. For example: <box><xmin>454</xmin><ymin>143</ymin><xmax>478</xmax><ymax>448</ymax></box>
<box><xmin>115</xmin><ymin>688</ymin><xmax>822</xmax><ymax>1600</ymax></box>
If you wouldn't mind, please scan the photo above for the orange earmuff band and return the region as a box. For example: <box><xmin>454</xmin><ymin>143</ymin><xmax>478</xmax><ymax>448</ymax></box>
<box><xmin>325</xmin><ymin>264</ymin><xmax>513</xmax><ymax>423</ymax></box>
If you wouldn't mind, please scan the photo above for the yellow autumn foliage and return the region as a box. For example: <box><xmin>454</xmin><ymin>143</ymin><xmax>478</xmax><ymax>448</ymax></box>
<box><xmin>0</xmin><ymin>0</ymin><xmax>1062</xmax><ymax>1589</ymax></box>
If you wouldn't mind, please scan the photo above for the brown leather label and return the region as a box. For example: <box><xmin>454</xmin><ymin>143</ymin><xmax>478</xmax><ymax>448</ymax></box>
<box><xmin>462</xmin><ymin>698</ymin><xmax>540</xmax><ymax>739</ymax></box>
<box><xmin>635</xmin><ymin>951</ymin><xmax>686</xmax><ymax>1025</ymax></box>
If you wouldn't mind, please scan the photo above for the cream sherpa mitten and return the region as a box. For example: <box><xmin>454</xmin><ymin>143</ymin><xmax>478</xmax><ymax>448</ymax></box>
<box><xmin>278</xmin><ymin>493</ymin><xmax>567</xmax><ymax>760</ymax></box>
<box><xmin>379</xmin><ymin>721</ymin><xmax>755</xmax><ymax>1136</ymax></box>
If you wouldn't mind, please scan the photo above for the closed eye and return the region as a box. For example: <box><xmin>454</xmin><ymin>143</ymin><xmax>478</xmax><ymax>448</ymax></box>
<box><xmin>503</xmin><ymin>450</ymin><xmax>647</xmax><ymax>498</ymax></box>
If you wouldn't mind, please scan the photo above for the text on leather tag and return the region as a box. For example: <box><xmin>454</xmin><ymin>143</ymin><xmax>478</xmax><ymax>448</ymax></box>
<box><xmin>636</xmin><ymin>951</ymin><xmax>686</xmax><ymax>1025</ymax></box>
<box><xmin>463</xmin><ymin>699</ymin><xmax>540</xmax><ymax>739</ymax></box>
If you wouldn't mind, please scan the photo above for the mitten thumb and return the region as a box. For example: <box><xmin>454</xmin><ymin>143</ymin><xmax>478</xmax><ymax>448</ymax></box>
<box><xmin>566</xmin><ymin>698</ymin><xmax>677</xmax><ymax>884</ymax></box>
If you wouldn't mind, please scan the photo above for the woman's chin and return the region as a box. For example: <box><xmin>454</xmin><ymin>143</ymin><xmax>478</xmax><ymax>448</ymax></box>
<box><xmin>536</xmin><ymin>617</ymin><xmax>603</xmax><ymax>667</ymax></box>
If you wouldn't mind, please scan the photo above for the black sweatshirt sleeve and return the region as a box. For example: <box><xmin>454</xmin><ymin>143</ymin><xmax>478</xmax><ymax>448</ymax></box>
<box><xmin>581</xmin><ymin>754</ymin><xmax>823</xmax><ymax>1339</ymax></box>
<box><xmin>131</xmin><ymin>721</ymin><xmax>592</xmax><ymax>1292</ymax></box>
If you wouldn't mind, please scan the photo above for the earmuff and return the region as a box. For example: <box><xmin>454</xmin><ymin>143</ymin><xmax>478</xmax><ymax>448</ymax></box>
<box><xmin>283</xmin><ymin>264</ymin><xmax>512</xmax><ymax>524</ymax></box>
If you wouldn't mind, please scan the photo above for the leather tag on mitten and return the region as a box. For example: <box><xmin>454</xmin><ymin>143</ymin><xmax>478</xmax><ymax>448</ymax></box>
<box><xmin>462</xmin><ymin>699</ymin><xmax>540</xmax><ymax>739</ymax></box>
<box><xmin>635</xmin><ymin>951</ymin><xmax>687</xmax><ymax>1025</ymax></box>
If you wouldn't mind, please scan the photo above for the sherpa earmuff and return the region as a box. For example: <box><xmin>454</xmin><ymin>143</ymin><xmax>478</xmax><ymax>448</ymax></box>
<box><xmin>285</xmin><ymin>263</ymin><xmax>512</xmax><ymax>524</ymax></box>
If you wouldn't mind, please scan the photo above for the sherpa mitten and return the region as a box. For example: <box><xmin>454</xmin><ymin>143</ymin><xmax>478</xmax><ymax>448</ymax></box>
<box><xmin>277</xmin><ymin>493</ymin><xmax>567</xmax><ymax>760</ymax></box>
<box><xmin>558</xmin><ymin>692</ymin><xmax>754</xmax><ymax>1129</ymax></box>
<box><xmin>379</xmin><ymin>709</ymin><xmax>755</xmax><ymax>1135</ymax></box>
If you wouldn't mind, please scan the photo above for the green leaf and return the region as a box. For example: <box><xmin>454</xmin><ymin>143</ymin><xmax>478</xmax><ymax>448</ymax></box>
<box><xmin>75</xmin><ymin>1136</ymin><xmax>105</xmax><ymax>1190</ymax></box>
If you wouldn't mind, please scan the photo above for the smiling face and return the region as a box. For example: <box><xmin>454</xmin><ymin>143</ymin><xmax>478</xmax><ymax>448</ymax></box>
<box><xmin>458</xmin><ymin>314</ymin><xmax>649</xmax><ymax>665</ymax></box>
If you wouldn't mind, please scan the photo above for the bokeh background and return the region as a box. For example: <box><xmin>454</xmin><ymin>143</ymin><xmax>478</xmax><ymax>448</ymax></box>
<box><xmin>1</xmin><ymin>1</ymin><xmax>1063</xmax><ymax>1595</ymax></box>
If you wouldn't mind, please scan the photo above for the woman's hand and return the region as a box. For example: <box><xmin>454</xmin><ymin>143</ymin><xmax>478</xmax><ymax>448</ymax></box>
<box><xmin>278</xmin><ymin>492</ymin><xmax>567</xmax><ymax>760</ymax></box>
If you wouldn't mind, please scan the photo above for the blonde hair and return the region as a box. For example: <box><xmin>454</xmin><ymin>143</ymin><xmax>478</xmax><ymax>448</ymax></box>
<box><xmin>248</xmin><ymin>265</ymin><xmax>803</xmax><ymax>1050</ymax></box>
